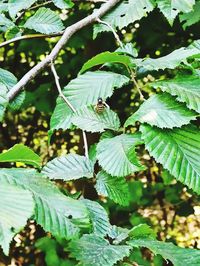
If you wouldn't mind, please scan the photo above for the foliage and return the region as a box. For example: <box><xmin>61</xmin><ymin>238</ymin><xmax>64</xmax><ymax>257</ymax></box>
<box><xmin>0</xmin><ymin>0</ymin><xmax>200</xmax><ymax>265</ymax></box>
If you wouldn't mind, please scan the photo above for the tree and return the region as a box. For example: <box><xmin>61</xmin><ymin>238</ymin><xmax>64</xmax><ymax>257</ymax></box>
<box><xmin>0</xmin><ymin>0</ymin><xmax>200</xmax><ymax>265</ymax></box>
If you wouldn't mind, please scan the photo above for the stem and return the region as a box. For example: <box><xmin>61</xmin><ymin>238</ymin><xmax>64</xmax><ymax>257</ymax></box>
<box><xmin>29</xmin><ymin>0</ymin><xmax>53</xmax><ymax>10</ymax></box>
<box><xmin>16</xmin><ymin>1</ymin><xmax>53</xmax><ymax>21</ymax></box>
<box><xmin>51</xmin><ymin>63</ymin><xmax>89</xmax><ymax>158</ymax></box>
<box><xmin>131</xmin><ymin>73</ymin><xmax>145</xmax><ymax>101</ymax></box>
<box><xmin>96</xmin><ymin>18</ymin><xmax>123</xmax><ymax>47</ymax></box>
<box><xmin>127</xmin><ymin>67</ymin><xmax>145</xmax><ymax>101</ymax></box>
<box><xmin>0</xmin><ymin>33</ymin><xmax>64</xmax><ymax>49</ymax></box>
<box><xmin>82</xmin><ymin>131</ymin><xmax>89</xmax><ymax>158</ymax></box>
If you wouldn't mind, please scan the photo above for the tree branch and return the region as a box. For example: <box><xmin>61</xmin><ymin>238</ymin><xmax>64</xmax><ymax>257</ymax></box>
<box><xmin>51</xmin><ymin>63</ymin><xmax>89</xmax><ymax>158</ymax></box>
<box><xmin>8</xmin><ymin>0</ymin><xmax>120</xmax><ymax>101</ymax></box>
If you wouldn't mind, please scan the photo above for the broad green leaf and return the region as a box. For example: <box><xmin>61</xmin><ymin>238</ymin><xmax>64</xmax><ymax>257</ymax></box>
<box><xmin>156</xmin><ymin>0</ymin><xmax>195</xmax><ymax>25</ymax></box>
<box><xmin>5</xmin><ymin>26</ymin><xmax>21</xmax><ymax>40</ymax></box>
<box><xmin>71</xmin><ymin>106</ymin><xmax>120</xmax><ymax>133</ymax></box>
<box><xmin>88</xmin><ymin>144</ymin><xmax>97</xmax><ymax>165</ymax></box>
<box><xmin>97</xmin><ymin>134</ymin><xmax>145</xmax><ymax>177</ymax></box>
<box><xmin>0</xmin><ymin>85</ymin><xmax>8</xmax><ymax>122</ymax></box>
<box><xmin>0</xmin><ymin>68</ymin><xmax>17</xmax><ymax>89</ymax></box>
<box><xmin>0</xmin><ymin>3</ymin><xmax>8</xmax><ymax>13</ymax></box>
<box><xmin>128</xmin><ymin>239</ymin><xmax>200</xmax><ymax>266</ymax></box>
<box><xmin>0</xmin><ymin>14</ymin><xmax>14</xmax><ymax>28</ymax></box>
<box><xmin>125</xmin><ymin>93</ymin><xmax>197</xmax><ymax>129</ymax></box>
<box><xmin>108</xmin><ymin>226</ymin><xmax>130</xmax><ymax>244</ymax></box>
<box><xmin>52</xmin><ymin>0</ymin><xmax>74</xmax><ymax>9</ymax></box>
<box><xmin>151</xmin><ymin>76</ymin><xmax>200</xmax><ymax>113</ymax></box>
<box><xmin>109</xmin><ymin>224</ymin><xmax>156</xmax><ymax>245</ymax></box>
<box><xmin>0</xmin><ymin>182</ymin><xmax>34</xmax><ymax>255</ymax></box>
<box><xmin>42</xmin><ymin>154</ymin><xmax>94</xmax><ymax>181</ymax></box>
<box><xmin>115</xmin><ymin>43</ymin><xmax>138</xmax><ymax>57</ymax></box>
<box><xmin>82</xmin><ymin>199</ymin><xmax>111</xmax><ymax>237</ymax></box>
<box><xmin>129</xmin><ymin>224</ymin><xmax>156</xmax><ymax>239</ymax></box>
<box><xmin>0</xmin><ymin>68</ymin><xmax>24</xmax><ymax>110</ymax></box>
<box><xmin>156</xmin><ymin>0</ymin><xmax>179</xmax><ymax>25</ymax></box>
<box><xmin>172</xmin><ymin>0</ymin><xmax>195</xmax><ymax>13</ymax></box>
<box><xmin>94</xmin><ymin>0</ymin><xmax>155</xmax><ymax>38</ymax></box>
<box><xmin>141</xmin><ymin>124</ymin><xmax>200</xmax><ymax>194</ymax></box>
<box><xmin>24</xmin><ymin>7</ymin><xmax>64</xmax><ymax>34</ymax></box>
<box><xmin>69</xmin><ymin>234</ymin><xmax>131</xmax><ymax>266</ymax></box>
<box><xmin>79</xmin><ymin>52</ymin><xmax>132</xmax><ymax>74</ymax></box>
<box><xmin>0</xmin><ymin>168</ymin><xmax>90</xmax><ymax>239</ymax></box>
<box><xmin>8</xmin><ymin>91</ymin><xmax>26</xmax><ymax>111</ymax></box>
<box><xmin>179</xmin><ymin>2</ymin><xmax>200</xmax><ymax>29</ymax></box>
<box><xmin>135</xmin><ymin>45</ymin><xmax>200</xmax><ymax>71</ymax></box>
<box><xmin>49</xmin><ymin>99</ymin><xmax>73</xmax><ymax>136</ymax></box>
<box><xmin>50</xmin><ymin>71</ymin><xmax>128</xmax><ymax>135</ymax></box>
<box><xmin>95</xmin><ymin>171</ymin><xmax>130</xmax><ymax>206</ymax></box>
<box><xmin>8</xmin><ymin>0</ymin><xmax>37</xmax><ymax>19</ymax></box>
<box><xmin>0</xmin><ymin>144</ymin><xmax>41</xmax><ymax>168</ymax></box>
<box><xmin>62</xmin><ymin>71</ymin><xmax>129</xmax><ymax>109</ymax></box>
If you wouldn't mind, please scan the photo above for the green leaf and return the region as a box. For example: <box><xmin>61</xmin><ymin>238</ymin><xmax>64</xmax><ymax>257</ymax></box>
<box><xmin>50</xmin><ymin>71</ymin><xmax>128</xmax><ymax>135</ymax></box>
<box><xmin>125</xmin><ymin>93</ymin><xmax>197</xmax><ymax>129</ymax></box>
<box><xmin>97</xmin><ymin>133</ymin><xmax>145</xmax><ymax>177</ymax></box>
<box><xmin>0</xmin><ymin>14</ymin><xmax>14</xmax><ymax>28</ymax></box>
<box><xmin>129</xmin><ymin>224</ymin><xmax>156</xmax><ymax>239</ymax></box>
<box><xmin>128</xmin><ymin>239</ymin><xmax>200</xmax><ymax>266</ymax></box>
<box><xmin>0</xmin><ymin>182</ymin><xmax>34</xmax><ymax>255</ymax></box>
<box><xmin>151</xmin><ymin>76</ymin><xmax>200</xmax><ymax>113</ymax></box>
<box><xmin>0</xmin><ymin>85</ymin><xmax>8</xmax><ymax>122</ymax></box>
<box><xmin>82</xmin><ymin>199</ymin><xmax>111</xmax><ymax>237</ymax></box>
<box><xmin>0</xmin><ymin>3</ymin><xmax>8</xmax><ymax>13</ymax></box>
<box><xmin>8</xmin><ymin>0</ymin><xmax>37</xmax><ymax>19</ymax></box>
<box><xmin>115</xmin><ymin>43</ymin><xmax>138</xmax><ymax>57</ymax></box>
<box><xmin>62</xmin><ymin>71</ymin><xmax>129</xmax><ymax>109</ymax></box>
<box><xmin>42</xmin><ymin>154</ymin><xmax>94</xmax><ymax>181</ymax></box>
<box><xmin>95</xmin><ymin>171</ymin><xmax>131</xmax><ymax>206</ymax></box>
<box><xmin>141</xmin><ymin>124</ymin><xmax>200</xmax><ymax>194</ymax></box>
<box><xmin>135</xmin><ymin>44</ymin><xmax>200</xmax><ymax>71</ymax></box>
<box><xmin>52</xmin><ymin>0</ymin><xmax>74</xmax><ymax>9</ymax></box>
<box><xmin>94</xmin><ymin>0</ymin><xmax>155</xmax><ymax>38</ymax></box>
<box><xmin>0</xmin><ymin>169</ymin><xmax>90</xmax><ymax>239</ymax></box>
<box><xmin>24</xmin><ymin>7</ymin><xmax>64</xmax><ymax>34</ymax></box>
<box><xmin>172</xmin><ymin>0</ymin><xmax>195</xmax><ymax>13</ymax></box>
<box><xmin>71</xmin><ymin>106</ymin><xmax>120</xmax><ymax>133</ymax></box>
<box><xmin>0</xmin><ymin>68</ymin><xmax>24</xmax><ymax>111</ymax></box>
<box><xmin>156</xmin><ymin>0</ymin><xmax>195</xmax><ymax>25</ymax></box>
<box><xmin>0</xmin><ymin>144</ymin><xmax>41</xmax><ymax>168</ymax></box>
<box><xmin>8</xmin><ymin>91</ymin><xmax>26</xmax><ymax>111</ymax></box>
<box><xmin>156</xmin><ymin>0</ymin><xmax>179</xmax><ymax>25</ymax></box>
<box><xmin>69</xmin><ymin>234</ymin><xmax>131</xmax><ymax>266</ymax></box>
<box><xmin>179</xmin><ymin>2</ymin><xmax>200</xmax><ymax>29</ymax></box>
<box><xmin>79</xmin><ymin>52</ymin><xmax>132</xmax><ymax>74</ymax></box>
<box><xmin>108</xmin><ymin>226</ymin><xmax>130</xmax><ymax>244</ymax></box>
<box><xmin>49</xmin><ymin>99</ymin><xmax>73</xmax><ymax>136</ymax></box>
<box><xmin>5</xmin><ymin>26</ymin><xmax>21</xmax><ymax>40</ymax></box>
<box><xmin>0</xmin><ymin>68</ymin><xmax>17</xmax><ymax>89</ymax></box>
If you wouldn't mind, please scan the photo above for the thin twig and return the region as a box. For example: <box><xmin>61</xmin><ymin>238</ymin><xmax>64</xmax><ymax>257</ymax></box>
<box><xmin>131</xmin><ymin>72</ymin><xmax>145</xmax><ymax>101</ymax></box>
<box><xmin>51</xmin><ymin>63</ymin><xmax>89</xmax><ymax>158</ymax></box>
<box><xmin>8</xmin><ymin>0</ymin><xmax>120</xmax><ymax>101</ymax></box>
<box><xmin>96</xmin><ymin>18</ymin><xmax>123</xmax><ymax>47</ymax></box>
<box><xmin>127</xmin><ymin>67</ymin><xmax>145</xmax><ymax>101</ymax></box>
<box><xmin>29</xmin><ymin>0</ymin><xmax>53</xmax><ymax>10</ymax></box>
<box><xmin>82</xmin><ymin>131</ymin><xmax>89</xmax><ymax>158</ymax></box>
<box><xmin>16</xmin><ymin>0</ymin><xmax>53</xmax><ymax>21</ymax></box>
<box><xmin>0</xmin><ymin>32</ymin><xmax>64</xmax><ymax>48</ymax></box>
